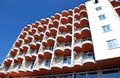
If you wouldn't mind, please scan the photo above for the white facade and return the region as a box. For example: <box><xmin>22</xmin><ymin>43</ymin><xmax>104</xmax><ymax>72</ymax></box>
<box><xmin>86</xmin><ymin>0</ymin><xmax>120</xmax><ymax>60</ymax></box>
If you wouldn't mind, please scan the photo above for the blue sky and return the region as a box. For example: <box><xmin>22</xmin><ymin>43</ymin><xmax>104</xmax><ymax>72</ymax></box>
<box><xmin>0</xmin><ymin>0</ymin><xmax>87</xmax><ymax>63</ymax></box>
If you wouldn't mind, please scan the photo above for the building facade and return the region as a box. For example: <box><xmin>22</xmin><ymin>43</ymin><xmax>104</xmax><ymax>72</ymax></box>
<box><xmin>0</xmin><ymin>0</ymin><xmax>120</xmax><ymax>78</ymax></box>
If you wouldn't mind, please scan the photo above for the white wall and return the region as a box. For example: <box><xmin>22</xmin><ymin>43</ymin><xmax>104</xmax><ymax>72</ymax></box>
<box><xmin>86</xmin><ymin>0</ymin><xmax>120</xmax><ymax>60</ymax></box>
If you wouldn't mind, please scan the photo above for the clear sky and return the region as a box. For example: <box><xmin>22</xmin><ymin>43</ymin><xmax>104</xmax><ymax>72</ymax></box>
<box><xmin>0</xmin><ymin>0</ymin><xmax>87</xmax><ymax>64</ymax></box>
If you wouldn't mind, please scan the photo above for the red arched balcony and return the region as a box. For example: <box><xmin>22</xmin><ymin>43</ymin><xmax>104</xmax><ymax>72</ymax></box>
<box><xmin>62</xmin><ymin>10</ymin><xmax>68</xmax><ymax>17</ymax></box>
<box><xmin>15</xmin><ymin>39</ymin><xmax>23</xmax><ymax>47</ymax></box>
<box><xmin>23</xmin><ymin>25</ymin><xmax>31</xmax><ymax>31</ymax></box>
<box><xmin>55</xmin><ymin>13</ymin><xmax>60</xmax><ymax>20</ymax></box>
<box><xmin>61</xmin><ymin>17</ymin><xmax>67</xmax><ymax>24</ymax></box>
<box><xmin>59</xmin><ymin>25</ymin><xmax>66</xmax><ymax>33</ymax></box>
<box><xmin>74</xmin><ymin>7</ymin><xmax>80</xmax><ymax>13</ymax></box>
<box><xmin>74</xmin><ymin>46</ymin><xmax>82</xmax><ymax>53</ymax></box>
<box><xmin>81</xmin><ymin>28</ymin><xmax>91</xmax><ymax>38</ymax></box>
<box><xmin>68</xmin><ymin>9</ymin><xmax>73</xmax><ymax>16</ymax></box>
<box><xmin>29</xmin><ymin>28</ymin><xmax>37</xmax><ymax>35</ymax></box>
<box><xmin>40</xmin><ymin>19</ymin><xmax>46</xmax><ymax>25</ymax></box>
<box><xmin>80</xmin><ymin>18</ymin><xmax>89</xmax><ymax>28</ymax></box>
<box><xmin>34</xmin><ymin>33</ymin><xmax>44</xmax><ymax>41</ymax></box>
<box><xmin>10</xmin><ymin>49</ymin><xmax>18</xmax><ymax>56</ymax></box>
<box><xmin>20</xmin><ymin>31</ymin><xmax>27</xmax><ymax>39</ymax></box>
<box><xmin>67</xmin><ymin>16</ymin><xmax>72</xmax><ymax>24</ymax></box>
<box><xmin>74</xmin><ymin>13</ymin><xmax>80</xmax><ymax>20</ymax></box>
<box><xmin>80</xmin><ymin>10</ymin><xmax>88</xmax><ymax>18</ymax></box>
<box><xmin>79</xmin><ymin>4</ymin><xmax>86</xmax><ymax>10</ymax></box>
<box><xmin>53</xmin><ymin>20</ymin><xmax>59</xmax><ymax>28</ymax></box>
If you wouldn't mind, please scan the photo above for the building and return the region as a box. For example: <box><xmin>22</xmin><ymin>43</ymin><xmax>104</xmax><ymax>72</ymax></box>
<box><xmin>0</xmin><ymin>0</ymin><xmax>120</xmax><ymax>78</ymax></box>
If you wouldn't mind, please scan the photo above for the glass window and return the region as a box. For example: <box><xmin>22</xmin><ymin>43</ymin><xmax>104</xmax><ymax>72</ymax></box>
<box><xmin>99</xmin><ymin>14</ymin><xmax>106</xmax><ymax>20</ymax></box>
<box><xmin>103</xmin><ymin>69</ymin><xmax>120</xmax><ymax>78</ymax></box>
<box><xmin>107</xmin><ymin>39</ymin><xmax>119</xmax><ymax>49</ymax></box>
<box><xmin>45</xmin><ymin>58</ymin><xmax>51</xmax><ymax>67</ymax></box>
<box><xmin>102</xmin><ymin>24</ymin><xmax>111</xmax><ymax>32</ymax></box>
<box><xmin>87</xmin><ymin>72</ymin><xmax>98</xmax><ymax>78</ymax></box>
<box><xmin>96</xmin><ymin>6</ymin><xmax>102</xmax><ymax>11</ymax></box>
<box><xmin>75</xmin><ymin>73</ymin><xmax>86</xmax><ymax>78</ymax></box>
<box><xmin>30</xmin><ymin>62</ymin><xmax>34</xmax><ymax>69</ymax></box>
<box><xmin>63</xmin><ymin>55</ymin><xmax>71</xmax><ymax>64</ymax></box>
<box><xmin>83</xmin><ymin>51</ymin><xmax>94</xmax><ymax>60</ymax></box>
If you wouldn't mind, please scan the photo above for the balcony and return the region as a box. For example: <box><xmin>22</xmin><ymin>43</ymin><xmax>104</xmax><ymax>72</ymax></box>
<box><xmin>63</xmin><ymin>55</ymin><xmax>71</xmax><ymax>64</ymax></box>
<box><xmin>45</xmin><ymin>59</ymin><xmax>51</xmax><ymax>67</ymax></box>
<box><xmin>43</xmin><ymin>46</ymin><xmax>54</xmax><ymax>52</ymax></box>
<box><xmin>83</xmin><ymin>51</ymin><xmax>94</xmax><ymax>60</ymax></box>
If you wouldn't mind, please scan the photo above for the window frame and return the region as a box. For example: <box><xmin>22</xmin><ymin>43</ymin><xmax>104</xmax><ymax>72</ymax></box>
<box><xmin>102</xmin><ymin>24</ymin><xmax>112</xmax><ymax>32</ymax></box>
<box><xmin>107</xmin><ymin>39</ymin><xmax>119</xmax><ymax>49</ymax></box>
<box><xmin>99</xmin><ymin>14</ymin><xmax>106</xmax><ymax>20</ymax></box>
<box><xmin>96</xmin><ymin>6</ymin><xmax>102</xmax><ymax>11</ymax></box>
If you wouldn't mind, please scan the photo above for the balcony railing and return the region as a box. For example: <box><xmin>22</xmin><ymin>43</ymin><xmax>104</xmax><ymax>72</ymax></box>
<box><xmin>43</xmin><ymin>46</ymin><xmax>54</xmax><ymax>52</ymax></box>
<box><xmin>83</xmin><ymin>51</ymin><xmax>94</xmax><ymax>60</ymax></box>
<box><xmin>63</xmin><ymin>56</ymin><xmax>71</xmax><ymax>64</ymax></box>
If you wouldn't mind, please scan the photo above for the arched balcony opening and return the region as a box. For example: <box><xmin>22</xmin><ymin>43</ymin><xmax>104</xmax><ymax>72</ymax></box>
<box><xmin>20</xmin><ymin>46</ymin><xmax>29</xmax><ymax>53</ymax></box>
<box><xmin>34</xmin><ymin>33</ymin><xmax>44</xmax><ymax>43</ymax></box>
<box><xmin>80</xmin><ymin>10</ymin><xmax>88</xmax><ymax>18</ymax></box>
<box><xmin>24</xmin><ymin>36</ymin><xmax>33</xmax><ymax>44</ymax></box>
<box><xmin>67</xmin><ymin>16</ymin><xmax>72</xmax><ymax>24</ymax></box>
<box><xmin>29</xmin><ymin>28</ymin><xmax>37</xmax><ymax>35</ymax></box>
<box><xmin>74</xmin><ymin>13</ymin><xmax>80</xmax><ymax>21</ymax></box>
<box><xmin>74</xmin><ymin>46</ymin><xmax>82</xmax><ymax>53</ymax></box>
<box><xmin>51</xmin><ymin>16</ymin><xmax>55</xmax><ymax>21</ymax></box>
<box><xmin>59</xmin><ymin>25</ymin><xmax>66</xmax><ymax>34</ymax></box>
<box><xmin>82</xmin><ymin>42</ymin><xmax>93</xmax><ymax>52</ymax></box>
<box><xmin>23</xmin><ymin>25</ymin><xmax>31</xmax><ymax>31</ymax></box>
<box><xmin>15</xmin><ymin>39</ymin><xmax>23</xmax><ymax>48</ymax></box>
<box><xmin>4</xmin><ymin>60</ymin><xmax>12</xmax><ymax>66</ymax></box>
<box><xmin>38</xmin><ymin>26</ymin><xmax>47</xmax><ymax>32</ymax></box>
<box><xmin>34</xmin><ymin>21</ymin><xmax>40</xmax><ymax>27</ymax></box>
<box><xmin>46</xmin><ymin>28</ymin><xmax>57</xmax><ymax>38</ymax></box>
<box><xmin>48</xmin><ymin>23</ymin><xmax>54</xmax><ymax>29</ymax></box>
<box><xmin>74</xmin><ymin>33</ymin><xmax>81</xmax><ymax>40</ymax></box>
<box><xmin>62</xmin><ymin>10</ymin><xmax>68</xmax><ymax>17</ymax></box>
<box><xmin>3</xmin><ymin>63</ymin><xmax>11</xmax><ymax>72</ymax></box>
<box><xmin>53</xmin><ymin>20</ymin><xmax>59</xmax><ymax>28</ymax></box>
<box><xmin>40</xmin><ymin>19</ymin><xmax>46</xmax><ymax>25</ymax></box>
<box><xmin>80</xmin><ymin>19</ymin><xmax>89</xmax><ymax>28</ymax></box>
<box><xmin>10</xmin><ymin>49</ymin><xmax>18</xmax><ymax>57</ymax></box>
<box><xmin>57</xmin><ymin>36</ymin><xmax>65</xmax><ymax>43</ymax></box>
<box><xmin>66</xmin><ymin>24</ymin><xmax>72</xmax><ymax>34</ymax></box>
<box><xmin>81</xmin><ymin>29</ymin><xmax>91</xmax><ymax>38</ymax></box>
<box><xmin>61</xmin><ymin>17</ymin><xmax>68</xmax><ymax>24</ymax></box>
<box><xmin>55</xmin><ymin>13</ymin><xmax>60</xmax><ymax>20</ymax></box>
<box><xmin>65</xmin><ymin>35</ymin><xmax>72</xmax><ymax>47</ymax></box>
<box><xmin>54</xmin><ymin>49</ymin><xmax>64</xmax><ymax>56</ymax></box>
<box><xmin>74</xmin><ymin>22</ymin><xmax>81</xmax><ymax>29</ymax></box>
<box><xmin>46</xmin><ymin>18</ymin><xmax>49</xmax><ymax>24</ymax></box>
<box><xmin>68</xmin><ymin>9</ymin><xmax>73</xmax><ymax>16</ymax></box>
<box><xmin>74</xmin><ymin>7</ymin><xmax>80</xmax><ymax>13</ymax></box>
<box><xmin>11</xmin><ymin>59</ymin><xmax>23</xmax><ymax>72</ymax></box>
<box><xmin>25</xmin><ymin>59</ymin><xmax>35</xmax><ymax>70</ymax></box>
<box><xmin>79</xmin><ymin>4</ymin><xmax>86</xmax><ymax>10</ymax></box>
<box><xmin>19</xmin><ymin>32</ymin><xmax>27</xmax><ymax>39</ymax></box>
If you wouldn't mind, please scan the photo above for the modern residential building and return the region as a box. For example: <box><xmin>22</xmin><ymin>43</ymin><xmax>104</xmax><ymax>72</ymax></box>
<box><xmin>0</xmin><ymin>0</ymin><xmax>120</xmax><ymax>78</ymax></box>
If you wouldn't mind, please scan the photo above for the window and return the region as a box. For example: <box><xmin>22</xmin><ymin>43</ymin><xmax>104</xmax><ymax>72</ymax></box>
<box><xmin>99</xmin><ymin>14</ymin><xmax>106</xmax><ymax>20</ymax></box>
<box><xmin>102</xmin><ymin>69</ymin><xmax>120</xmax><ymax>78</ymax></box>
<box><xmin>107</xmin><ymin>39</ymin><xmax>119</xmax><ymax>49</ymax></box>
<box><xmin>63</xmin><ymin>55</ymin><xmax>71</xmax><ymax>64</ymax></box>
<box><xmin>45</xmin><ymin>58</ymin><xmax>51</xmax><ymax>67</ymax></box>
<box><xmin>96</xmin><ymin>6</ymin><xmax>102</xmax><ymax>11</ymax></box>
<box><xmin>102</xmin><ymin>25</ymin><xmax>111</xmax><ymax>32</ymax></box>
